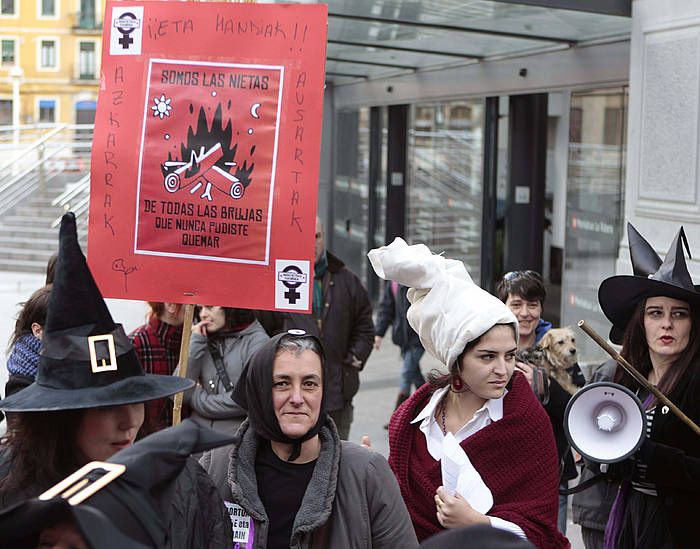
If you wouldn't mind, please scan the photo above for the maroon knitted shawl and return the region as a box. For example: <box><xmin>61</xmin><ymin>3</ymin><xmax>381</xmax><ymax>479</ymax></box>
<box><xmin>389</xmin><ymin>373</ymin><xmax>570</xmax><ymax>549</ymax></box>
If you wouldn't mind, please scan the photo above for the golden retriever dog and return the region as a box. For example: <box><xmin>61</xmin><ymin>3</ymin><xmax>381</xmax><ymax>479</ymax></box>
<box><xmin>539</xmin><ymin>327</ymin><xmax>579</xmax><ymax>395</ymax></box>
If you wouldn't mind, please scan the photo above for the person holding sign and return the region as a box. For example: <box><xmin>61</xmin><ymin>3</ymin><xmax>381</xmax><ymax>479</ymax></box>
<box><xmin>180</xmin><ymin>305</ymin><xmax>269</xmax><ymax>434</ymax></box>
<box><xmin>367</xmin><ymin>238</ymin><xmax>567</xmax><ymax>547</ymax></box>
<box><xmin>0</xmin><ymin>214</ymin><xmax>198</xmax><ymax>513</ymax></box>
<box><xmin>594</xmin><ymin>225</ymin><xmax>700</xmax><ymax>549</ymax></box>
<box><xmin>200</xmin><ymin>330</ymin><xmax>418</xmax><ymax>548</ymax></box>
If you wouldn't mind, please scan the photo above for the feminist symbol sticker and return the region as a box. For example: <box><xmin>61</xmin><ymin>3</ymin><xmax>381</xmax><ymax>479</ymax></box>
<box><xmin>276</xmin><ymin>260</ymin><xmax>310</xmax><ymax>309</ymax></box>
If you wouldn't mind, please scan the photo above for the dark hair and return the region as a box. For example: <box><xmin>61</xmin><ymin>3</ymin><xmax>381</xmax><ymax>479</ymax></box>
<box><xmin>496</xmin><ymin>270</ymin><xmax>546</xmax><ymax>305</ymax></box>
<box><xmin>0</xmin><ymin>406</ymin><xmax>151</xmax><ymax>498</ymax></box>
<box><xmin>45</xmin><ymin>253</ymin><xmax>58</xmax><ymax>284</ymax></box>
<box><xmin>0</xmin><ymin>410</ymin><xmax>85</xmax><ymax>498</ymax></box>
<box><xmin>615</xmin><ymin>298</ymin><xmax>700</xmax><ymax>408</ymax></box>
<box><xmin>8</xmin><ymin>284</ymin><xmax>52</xmax><ymax>352</ymax></box>
<box><xmin>147</xmin><ymin>301</ymin><xmax>165</xmax><ymax>319</ymax></box>
<box><xmin>428</xmin><ymin>323</ymin><xmax>517</xmax><ymax>389</ymax></box>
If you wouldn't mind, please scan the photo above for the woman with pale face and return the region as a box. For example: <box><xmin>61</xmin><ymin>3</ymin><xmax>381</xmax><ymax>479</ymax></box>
<box><xmin>367</xmin><ymin>237</ymin><xmax>567</xmax><ymax>547</ymax></box>
<box><xmin>201</xmin><ymin>331</ymin><xmax>418</xmax><ymax>548</ymax></box>
<box><xmin>595</xmin><ymin>225</ymin><xmax>700</xmax><ymax>549</ymax></box>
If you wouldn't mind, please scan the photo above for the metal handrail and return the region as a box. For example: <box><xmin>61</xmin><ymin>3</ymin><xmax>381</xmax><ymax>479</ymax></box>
<box><xmin>0</xmin><ymin>124</ymin><xmax>67</xmax><ymax>171</ymax></box>
<box><xmin>52</xmin><ymin>173</ymin><xmax>91</xmax><ymax>207</ymax></box>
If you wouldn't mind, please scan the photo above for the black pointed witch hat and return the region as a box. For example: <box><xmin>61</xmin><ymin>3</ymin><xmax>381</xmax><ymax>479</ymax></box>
<box><xmin>599</xmin><ymin>223</ymin><xmax>700</xmax><ymax>344</ymax></box>
<box><xmin>0</xmin><ymin>420</ymin><xmax>235</xmax><ymax>549</ymax></box>
<box><xmin>0</xmin><ymin>213</ymin><xmax>193</xmax><ymax>412</ymax></box>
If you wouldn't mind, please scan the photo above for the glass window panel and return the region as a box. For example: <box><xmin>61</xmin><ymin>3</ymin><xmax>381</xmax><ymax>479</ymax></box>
<box><xmin>332</xmin><ymin>108</ymin><xmax>370</xmax><ymax>282</ymax></box>
<box><xmin>41</xmin><ymin>0</ymin><xmax>55</xmax><ymax>17</ymax></box>
<box><xmin>407</xmin><ymin>99</ymin><xmax>484</xmax><ymax>280</ymax></box>
<box><xmin>1</xmin><ymin>0</ymin><xmax>15</xmax><ymax>16</ymax></box>
<box><xmin>561</xmin><ymin>87</ymin><xmax>628</xmax><ymax>373</ymax></box>
<box><xmin>39</xmin><ymin>100</ymin><xmax>56</xmax><ymax>123</ymax></box>
<box><xmin>1</xmin><ymin>39</ymin><xmax>14</xmax><ymax>65</ymax></box>
<box><xmin>0</xmin><ymin>99</ymin><xmax>12</xmax><ymax>124</ymax></box>
<box><xmin>41</xmin><ymin>40</ymin><xmax>56</xmax><ymax>68</ymax></box>
<box><xmin>79</xmin><ymin>42</ymin><xmax>96</xmax><ymax>79</ymax></box>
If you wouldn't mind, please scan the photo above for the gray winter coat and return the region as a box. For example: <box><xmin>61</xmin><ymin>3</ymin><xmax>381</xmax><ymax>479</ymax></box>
<box><xmin>200</xmin><ymin>418</ymin><xmax>418</xmax><ymax>549</ymax></box>
<box><xmin>180</xmin><ymin>321</ymin><xmax>269</xmax><ymax>434</ymax></box>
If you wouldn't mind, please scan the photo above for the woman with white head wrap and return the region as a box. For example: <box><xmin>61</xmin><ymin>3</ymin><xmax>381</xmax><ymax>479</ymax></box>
<box><xmin>368</xmin><ymin>239</ymin><xmax>568</xmax><ymax>548</ymax></box>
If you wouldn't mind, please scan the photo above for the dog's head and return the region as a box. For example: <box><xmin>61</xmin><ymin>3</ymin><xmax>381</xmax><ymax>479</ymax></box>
<box><xmin>539</xmin><ymin>327</ymin><xmax>577</xmax><ymax>368</ymax></box>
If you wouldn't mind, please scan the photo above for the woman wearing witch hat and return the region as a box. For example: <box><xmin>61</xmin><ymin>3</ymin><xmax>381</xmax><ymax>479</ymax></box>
<box><xmin>595</xmin><ymin>224</ymin><xmax>700</xmax><ymax>549</ymax></box>
<box><xmin>0</xmin><ymin>214</ymin><xmax>200</xmax><ymax>510</ymax></box>
<box><xmin>367</xmin><ymin>238</ymin><xmax>568</xmax><ymax>548</ymax></box>
<box><xmin>201</xmin><ymin>330</ymin><xmax>418</xmax><ymax>548</ymax></box>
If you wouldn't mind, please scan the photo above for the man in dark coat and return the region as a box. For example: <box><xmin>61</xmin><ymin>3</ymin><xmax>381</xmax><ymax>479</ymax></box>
<box><xmin>256</xmin><ymin>218</ymin><xmax>374</xmax><ymax>439</ymax></box>
<box><xmin>374</xmin><ymin>281</ymin><xmax>425</xmax><ymax>425</ymax></box>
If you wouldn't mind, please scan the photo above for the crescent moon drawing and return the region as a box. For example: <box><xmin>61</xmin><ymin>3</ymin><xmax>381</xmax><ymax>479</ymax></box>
<box><xmin>250</xmin><ymin>103</ymin><xmax>261</xmax><ymax>119</ymax></box>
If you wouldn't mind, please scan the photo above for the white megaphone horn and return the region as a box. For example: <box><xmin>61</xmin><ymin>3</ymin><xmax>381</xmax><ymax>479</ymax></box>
<box><xmin>564</xmin><ymin>381</ymin><xmax>646</xmax><ymax>463</ymax></box>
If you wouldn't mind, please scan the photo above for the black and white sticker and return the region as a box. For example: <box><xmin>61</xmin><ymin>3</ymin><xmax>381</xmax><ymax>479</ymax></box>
<box><xmin>224</xmin><ymin>501</ymin><xmax>254</xmax><ymax>546</ymax></box>
<box><xmin>275</xmin><ymin>259</ymin><xmax>310</xmax><ymax>310</ymax></box>
<box><xmin>110</xmin><ymin>6</ymin><xmax>144</xmax><ymax>56</ymax></box>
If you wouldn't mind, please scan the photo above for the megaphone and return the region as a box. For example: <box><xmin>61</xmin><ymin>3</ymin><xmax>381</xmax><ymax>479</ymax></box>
<box><xmin>564</xmin><ymin>382</ymin><xmax>646</xmax><ymax>463</ymax></box>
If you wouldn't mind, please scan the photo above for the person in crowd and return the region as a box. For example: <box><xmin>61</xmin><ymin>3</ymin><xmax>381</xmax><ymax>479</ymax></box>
<box><xmin>5</xmin><ymin>284</ymin><xmax>51</xmax><ymax>398</ymax></box>
<box><xmin>200</xmin><ymin>330</ymin><xmax>418</xmax><ymax>548</ymax></box>
<box><xmin>594</xmin><ymin>224</ymin><xmax>700</xmax><ymax>548</ymax></box>
<box><xmin>256</xmin><ymin>217</ymin><xmax>374</xmax><ymax>440</ymax></box>
<box><xmin>45</xmin><ymin>252</ymin><xmax>58</xmax><ymax>284</ymax></box>
<box><xmin>0</xmin><ymin>214</ymin><xmax>199</xmax><ymax>514</ymax></box>
<box><xmin>368</xmin><ymin>238</ymin><xmax>568</xmax><ymax>548</ymax></box>
<box><xmin>130</xmin><ymin>301</ymin><xmax>186</xmax><ymax>432</ymax></box>
<box><xmin>374</xmin><ymin>280</ymin><xmax>425</xmax><ymax>428</ymax></box>
<box><xmin>496</xmin><ymin>270</ymin><xmax>584</xmax><ymax>534</ymax></box>
<box><xmin>571</xmin><ymin>224</ymin><xmax>660</xmax><ymax>549</ymax></box>
<box><xmin>180</xmin><ymin>305</ymin><xmax>269</xmax><ymax>434</ymax></box>
<box><xmin>0</xmin><ymin>419</ymin><xmax>234</xmax><ymax>549</ymax></box>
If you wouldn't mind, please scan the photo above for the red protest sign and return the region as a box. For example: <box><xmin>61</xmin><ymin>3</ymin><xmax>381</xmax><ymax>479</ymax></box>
<box><xmin>88</xmin><ymin>1</ymin><xmax>327</xmax><ymax>312</ymax></box>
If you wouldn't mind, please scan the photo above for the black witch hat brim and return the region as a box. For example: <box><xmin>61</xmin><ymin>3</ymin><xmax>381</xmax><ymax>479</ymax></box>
<box><xmin>599</xmin><ymin>275</ymin><xmax>700</xmax><ymax>344</ymax></box>
<box><xmin>0</xmin><ymin>497</ymin><xmax>152</xmax><ymax>549</ymax></box>
<box><xmin>0</xmin><ymin>374</ymin><xmax>193</xmax><ymax>412</ymax></box>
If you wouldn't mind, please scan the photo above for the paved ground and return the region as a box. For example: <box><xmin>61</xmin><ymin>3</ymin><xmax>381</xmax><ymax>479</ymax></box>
<box><xmin>0</xmin><ymin>270</ymin><xmax>584</xmax><ymax>546</ymax></box>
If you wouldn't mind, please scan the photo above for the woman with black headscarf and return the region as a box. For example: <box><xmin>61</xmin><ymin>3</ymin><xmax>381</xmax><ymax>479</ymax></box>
<box><xmin>200</xmin><ymin>330</ymin><xmax>418</xmax><ymax>549</ymax></box>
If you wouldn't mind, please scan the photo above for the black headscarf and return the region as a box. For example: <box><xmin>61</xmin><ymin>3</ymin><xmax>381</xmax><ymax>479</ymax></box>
<box><xmin>233</xmin><ymin>330</ymin><xmax>327</xmax><ymax>461</ymax></box>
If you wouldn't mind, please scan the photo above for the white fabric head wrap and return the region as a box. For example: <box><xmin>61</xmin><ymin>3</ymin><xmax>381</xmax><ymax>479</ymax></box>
<box><xmin>368</xmin><ymin>238</ymin><xmax>518</xmax><ymax>369</ymax></box>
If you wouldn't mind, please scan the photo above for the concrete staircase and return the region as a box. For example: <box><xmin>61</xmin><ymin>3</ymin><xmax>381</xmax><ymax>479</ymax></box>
<box><xmin>0</xmin><ymin>173</ymin><xmax>89</xmax><ymax>273</ymax></box>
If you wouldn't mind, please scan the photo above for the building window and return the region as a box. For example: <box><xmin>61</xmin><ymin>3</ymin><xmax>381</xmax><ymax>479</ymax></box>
<box><xmin>79</xmin><ymin>41</ymin><xmax>96</xmax><ymax>79</ymax></box>
<box><xmin>1</xmin><ymin>39</ymin><xmax>14</xmax><ymax>65</ymax></box>
<box><xmin>41</xmin><ymin>0</ymin><xmax>56</xmax><ymax>17</ymax></box>
<box><xmin>0</xmin><ymin>99</ymin><xmax>12</xmax><ymax>124</ymax></box>
<box><xmin>39</xmin><ymin>99</ymin><xmax>56</xmax><ymax>123</ymax></box>
<box><xmin>40</xmin><ymin>39</ymin><xmax>56</xmax><ymax>68</ymax></box>
<box><xmin>1</xmin><ymin>0</ymin><xmax>15</xmax><ymax>16</ymax></box>
<box><xmin>79</xmin><ymin>0</ymin><xmax>95</xmax><ymax>28</ymax></box>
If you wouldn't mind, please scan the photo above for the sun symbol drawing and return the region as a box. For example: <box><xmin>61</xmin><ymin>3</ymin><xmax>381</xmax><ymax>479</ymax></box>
<box><xmin>151</xmin><ymin>94</ymin><xmax>172</xmax><ymax>119</ymax></box>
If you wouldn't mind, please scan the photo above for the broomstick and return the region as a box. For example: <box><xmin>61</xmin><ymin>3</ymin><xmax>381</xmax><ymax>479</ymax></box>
<box><xmin>172</xmin><ymin>303</ymin><xmax>195</xmax><ymax>426</ymax></box>
<box><xmin>578</xmin><ymin>320</ymin><xmax>700</xmax><ymax>436</ymax></box>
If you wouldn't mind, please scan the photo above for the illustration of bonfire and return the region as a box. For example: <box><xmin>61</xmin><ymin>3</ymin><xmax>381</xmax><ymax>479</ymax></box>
<box><xmin>161</xmin><ymin>103</ymin><xmax>255</xmax><ymax>201</ymax></box>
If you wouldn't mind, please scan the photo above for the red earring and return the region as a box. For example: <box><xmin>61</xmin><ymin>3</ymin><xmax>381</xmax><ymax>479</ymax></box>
<box><xmin>451</xmin><ymin>374</ymin><xmax>463</xmax><ymax>391</ymax></box>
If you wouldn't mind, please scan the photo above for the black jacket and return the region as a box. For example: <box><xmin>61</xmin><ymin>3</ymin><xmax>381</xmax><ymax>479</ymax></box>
<box><xmin>639</xmin><ymin>359</ymin><xmax>700</xmax><ymax>548</ymax></box>
<box><xmin>374</xmin><ymin>283</ymin><xmax>422</xmax><ymax>351</ymax></box>
<box><xmin>256</xmin><ymin>251</ymin><xmax>374</xmax><ymax>412</ymax></box>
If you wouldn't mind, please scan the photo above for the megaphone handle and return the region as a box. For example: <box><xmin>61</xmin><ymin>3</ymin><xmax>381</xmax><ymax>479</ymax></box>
<box><xmin>578</xmin><ymin>321</ymin><xmax>700</xmax><ymax>437</ymax></box>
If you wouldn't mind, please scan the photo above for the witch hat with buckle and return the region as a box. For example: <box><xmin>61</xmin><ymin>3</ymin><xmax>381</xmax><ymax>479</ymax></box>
<box><xmin>0</xmin><ymin>420</ymin><xmax>235</xmax><ymax>548</ymax></box>
<box><xmin>599</xmin><ymin>223</ymin><xmax>700</xmax><ymax>344</ymax></box>
<box><xmin>0</xmin><ymin>212</ymin><xmax>194</xmax><ymax>412</ymax></box>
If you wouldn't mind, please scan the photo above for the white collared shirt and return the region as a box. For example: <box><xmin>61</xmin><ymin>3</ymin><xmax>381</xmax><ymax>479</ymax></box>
<box><xmin>411</xmin><ymin>386</ymin><xmax>526</xmax><ymax>540</ymax></box>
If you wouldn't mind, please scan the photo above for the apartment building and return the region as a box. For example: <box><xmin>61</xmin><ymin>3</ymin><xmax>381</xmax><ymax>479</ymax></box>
<box><xmin>0</xmin><ymin>0</ymin><xmax>102</xmax><ymax>126</ymax></box>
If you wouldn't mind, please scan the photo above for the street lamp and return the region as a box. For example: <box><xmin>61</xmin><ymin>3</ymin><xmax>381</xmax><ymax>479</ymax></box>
<box><xmin>9</xmin><ymin>65</ymin><xmax>23</xmax><ymax>151</ymax></box>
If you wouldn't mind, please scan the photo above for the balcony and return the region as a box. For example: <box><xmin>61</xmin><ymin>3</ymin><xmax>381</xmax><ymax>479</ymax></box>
<box><xmin>71</xmin><ymin>12</ymin><xmax>102</xmax><ymax>34</ymax></box>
